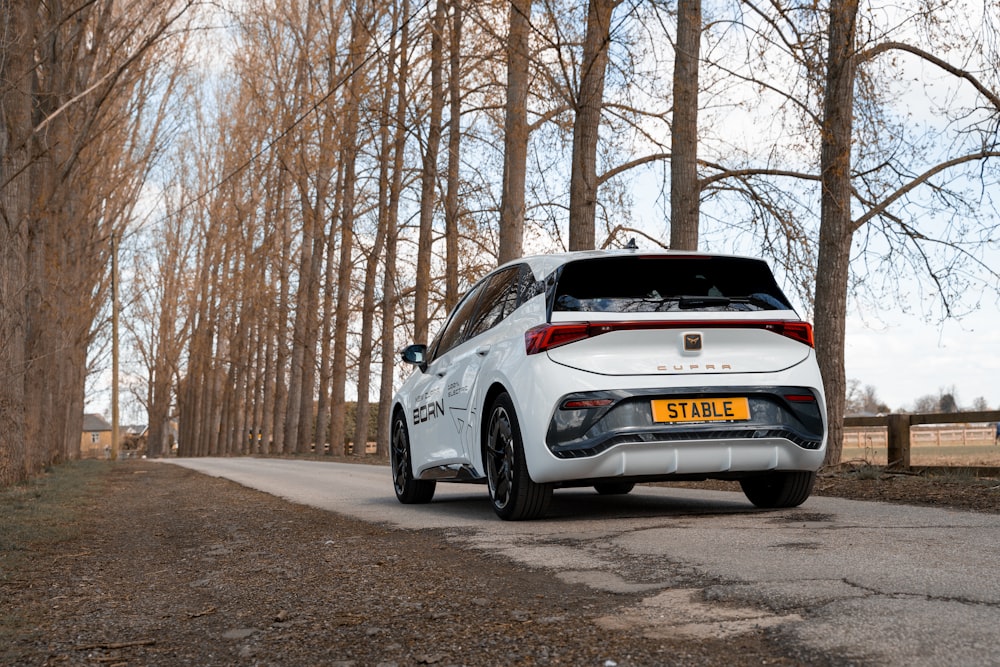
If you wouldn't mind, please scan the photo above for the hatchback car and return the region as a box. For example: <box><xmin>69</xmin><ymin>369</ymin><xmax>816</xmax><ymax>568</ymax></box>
<box><xmin>390</xmin><ymin>249</ymin><xmax>827</xmax><ymax>520</ymax></box>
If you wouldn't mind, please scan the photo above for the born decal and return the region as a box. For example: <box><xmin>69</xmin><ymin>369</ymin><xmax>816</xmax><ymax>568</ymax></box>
<box><xmin>413</xmin><ymin>399</ymin><xmax>445</xmax><ymax>425</ymax></box>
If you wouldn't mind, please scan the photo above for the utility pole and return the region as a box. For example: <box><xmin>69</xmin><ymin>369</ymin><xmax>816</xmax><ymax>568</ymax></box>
<box><xmin>111</xmin><ymin>231</ymin><xmax>120</xmax><ymax>461</ymax></box>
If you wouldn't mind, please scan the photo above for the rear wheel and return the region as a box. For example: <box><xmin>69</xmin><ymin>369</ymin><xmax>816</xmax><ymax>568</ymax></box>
<box><xmin>390</xmin><ymin>413</ymin><xmax>436</xmax><ymax>504</ymax></box>
<box><xmin>594</xmin><ymin>482</ymin><xmax>635</xmax><ymax>495</ymax></box>
<box><xmin>485</xmin><ymin>393</ymin><xmax>552</xmax><ymax>520</ymax></box>
<box><xmin>740</xmin><ymin>471</ymin><xmax>816</xmax><ymax>508</ymax></box>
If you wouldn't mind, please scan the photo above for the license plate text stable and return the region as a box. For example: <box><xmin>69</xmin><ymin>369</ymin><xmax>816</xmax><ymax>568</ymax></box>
<box><xmin>650</xmin><ymin>397</ymin><xmax>750</xmax><ymax>423</ymax></box>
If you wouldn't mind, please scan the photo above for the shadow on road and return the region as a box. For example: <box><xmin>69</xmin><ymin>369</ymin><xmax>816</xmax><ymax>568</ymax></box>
<box><xmin>370</xmin><ymin>484</ymin><xmax>765</xmax><ymax>522</ymax></box>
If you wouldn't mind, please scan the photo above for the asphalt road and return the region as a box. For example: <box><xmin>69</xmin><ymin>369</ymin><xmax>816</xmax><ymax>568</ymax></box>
<box><xmin>166</xmin><ymin>458</ymin><xmax>1000</xmax><ymax>666</ymax></box>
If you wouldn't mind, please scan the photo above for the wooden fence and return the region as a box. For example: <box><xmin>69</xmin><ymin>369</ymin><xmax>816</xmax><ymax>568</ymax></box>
<box><xmin>843</xmin><ymin>410</ymin><xmax>1000</xmax><ymax>471</ymax></box>
<box><xmin>844</xmin><ymin>426</ymin><xmax>994</xmax><ymax>448</ymax></box>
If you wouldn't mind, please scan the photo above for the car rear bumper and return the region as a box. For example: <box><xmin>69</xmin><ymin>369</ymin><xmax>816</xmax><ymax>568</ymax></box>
<box><xmin>528</xmin><ymin>435</ymin><xmax>826</xmax><ymax>484</ymax></box>
<box><xmin>507</xmin><ymin>361</ymin><xmax>827</xmax><ymax>484</ymax></box>
<box><xmin>532</xmin><ymin>437</ymin><xmax>826</xmax><ymax>484</ymax></box>
<box><xmin>546</xmin><ymin>385</ymin><xmax>824</xmax><ymax>458</ymax></box>
<box><xmin>525</xmin><ymin>378</ymin><xmax>826</xmax><ymax>485</ymax></box>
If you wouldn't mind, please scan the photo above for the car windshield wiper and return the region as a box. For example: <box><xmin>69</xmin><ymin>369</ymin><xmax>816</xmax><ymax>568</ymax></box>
<box><xmin>678</xmin><ymin>295</ymin><xmax>780</xmax><ymax>310</ymax></box>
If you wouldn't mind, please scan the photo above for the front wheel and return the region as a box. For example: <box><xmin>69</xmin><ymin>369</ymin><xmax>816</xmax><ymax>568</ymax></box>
<box><xmin>390</xmin><ymin>414</ymin><xmax>435</xmax><ymax>504</ymax></box>
<box><xmin>740</xmin><ymin>471</ymin><xmax>816</xmax><ymax>508</ymax></box>
<box><xmin>485</xmin><ymin>393</ymin><xmax>552</xmax><ymax>521</ymax></box>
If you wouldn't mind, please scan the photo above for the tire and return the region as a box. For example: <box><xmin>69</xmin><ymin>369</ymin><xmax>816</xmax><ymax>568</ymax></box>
<box><xmin>390</xmin><ymin>413</ymin><xmax>436</xmax><ymax>504</ymax></box>
<box><xmin>485</xmin><ymin>393</ymin><xmax>552</xmax><ymax>520</ymax></box>
<box><xmin>740</xmin><ymin>471</ymin><xmax>816</xmax><ymax>508</ymax></box>
<box><xmin>594</xmin><ymin>482</ymin><xmax>635</xmax><ymax>495</ymax></box>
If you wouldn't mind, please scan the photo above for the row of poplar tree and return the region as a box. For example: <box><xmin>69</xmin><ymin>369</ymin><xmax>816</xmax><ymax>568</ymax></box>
<box><xmin>2</xmin><ymin>0</ymin><xmax>998</xmax><ymax>486</ymax></box>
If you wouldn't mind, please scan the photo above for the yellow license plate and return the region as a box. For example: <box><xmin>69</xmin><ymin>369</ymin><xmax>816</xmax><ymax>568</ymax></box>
<box><xmin>650</xmin><ymin>397</ymin><xmax>750</xmax><ymax>423</ymax></box>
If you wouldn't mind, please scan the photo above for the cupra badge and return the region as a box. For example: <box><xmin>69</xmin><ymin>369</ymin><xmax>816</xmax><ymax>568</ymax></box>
<box><xmin>683</xmin><ymin>332</ymin><xmax>702</xmax><ymax>351</ymax></box>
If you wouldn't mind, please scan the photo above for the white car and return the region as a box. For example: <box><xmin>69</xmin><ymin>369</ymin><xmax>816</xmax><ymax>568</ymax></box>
<box><xmin>390</xmin><ymin>249</ymin><xmax>827</xmax><ymax>520</ymax></box>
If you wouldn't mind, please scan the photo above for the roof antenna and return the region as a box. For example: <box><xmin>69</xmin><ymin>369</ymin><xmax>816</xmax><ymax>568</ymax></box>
<box><xmin>625</xmin><ymin>237</ymin><xmax>638</xmax><ymax>250</ymax></box>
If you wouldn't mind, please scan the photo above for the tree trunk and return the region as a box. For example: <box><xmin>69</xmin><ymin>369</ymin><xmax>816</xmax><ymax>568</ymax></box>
<box><xmin>568</xmin><ymin>0</ymin><xmax>618</xmax><ymax>251</ymax></box>
<box><xmin>498</xmin><ymin>0</ymin><xmax>531</xmax><ymax>265</ymax></box>
<box><xmin>330</xmin><ymin>4</ymin><xmax>374</xmax><ymax>457</ymax></box>
<box><xmin>147</xmin><ymin>375</ymin><xmax>172</xmax><ymax>458</ymax></box>
<box><xmin>270</xmin><ymin>200</ymin><xmax>293</xmax><ymax>454</ymax></box>
<box><xmin>259</xmin><ymin>319</ymin><xmax>275</xmax><ymax>455</ymax></box>
<box><xmin>444</xmin><ymin>0</ymin><xmax>463</xmax><ymax>310</ymax></box>
<box><xmin>353</xmin><ymin>226</ymin><xmax>385</xmax><ymax>456</ymax></box>
<box><xmin>413</xmin><ymin>0</ymin><xmax>447</xmax><ymax>342</ymax></box>
<box><xmin>376</xmin><ymin>0</ymin><xmax>411</xmax><ymax>457</ymax></box>
<box><xmin>357</xmin><ymin>1</ymin><xmax>403</xmax><ymax>457</ymax></box>
<box><xmin>314</xmin><ymin>173</ymin><xmax>344</xmax><ymax>455</ymax></box>
<box><xmin>669</xmin><ymin>0</ymin><xmax>701</xmax><ymax>251</ymax></box>
<box><xmin>295</xmin><ymin>207</ymin><xmax>327</xmax><ymax>453</ymax></box>
<box><xmin>283</xmin><ymin>211</ymin><xmax>315</xmax><ymax>453</ymax></box>
<box><xmin>0</xmin><ymin>1</ymin><xmax>32</xmax><ymax>479</ymax></box>
<box><xmin>815</xmin><ymin>0</ymin><xmax>859</xmax><ymax>467</ymax></box>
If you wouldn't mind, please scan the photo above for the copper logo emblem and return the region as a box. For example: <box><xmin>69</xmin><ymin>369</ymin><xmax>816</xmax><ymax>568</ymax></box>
<box><xmin>684</xmin><ymin>333</ymin><xmax>702</xmax><ymax>351</ymax></box>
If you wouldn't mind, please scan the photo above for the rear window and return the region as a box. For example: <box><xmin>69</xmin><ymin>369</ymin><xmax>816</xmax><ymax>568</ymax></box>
<box><xmin>550</xmin><ymin>256</ymin><xmax>793</xmax><ymax>313</ymax></box>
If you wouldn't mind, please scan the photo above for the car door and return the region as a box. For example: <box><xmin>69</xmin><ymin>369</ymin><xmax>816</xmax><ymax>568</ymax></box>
<box><xmin>436</xmin><ymin>266</ymin><xmax>522</xmax><ymax>461</ymax></box>
<box><xmin>406</xmin><ymin>283</ymin><xmax>484</xmax><ymax>469</ymax></box>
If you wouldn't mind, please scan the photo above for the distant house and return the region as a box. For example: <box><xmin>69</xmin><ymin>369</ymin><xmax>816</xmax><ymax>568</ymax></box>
<box><xmin>81</xmin><ymin>413</ymin><xmax>113</xmax><ymax>459</ymax></box>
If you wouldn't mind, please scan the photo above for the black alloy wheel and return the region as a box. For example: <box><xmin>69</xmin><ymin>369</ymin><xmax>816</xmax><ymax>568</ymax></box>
<box><xmin>485</xmin><ymin>392</ymin><xmax>552</xmax><ymax>520</ymax></box>
<box><xmin>390</xmin><ymin>413</ymin><xmax>436</xmax><ymax>504</ymax></box>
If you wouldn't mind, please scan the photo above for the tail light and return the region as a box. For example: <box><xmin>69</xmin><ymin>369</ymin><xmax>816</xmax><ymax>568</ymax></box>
<box><xmin>524</xmin><ymin>323</ymin><xmax>591</xmax><ymax>354</ymax></box>
<box><xmin>525</xmin><ymin>320</ymin><xmax>815</xmax><ymax>355</ymax></box>
<box><xmin>762</xmin><ymin>321</ymin><xmax>814</xmax><ymax>347</ymax></box>
<box><xmin>783</xmin><ymin>393</ymin><xmax>818</xmax><ymax>403</ymax></box>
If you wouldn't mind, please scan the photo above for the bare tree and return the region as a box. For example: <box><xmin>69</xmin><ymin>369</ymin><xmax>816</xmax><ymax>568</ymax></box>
<box><xmin>498</xmin><ymin>0</ymin><xmax>532</xmax><ymax>264</ymax></box>
<box><xmin>813</xmin><ymin>0</ymin><xmax>860</xmax><ymax>466</ymax></box>
<box><xmin>376</xmin><ymin>0</ymin><xmax>413</xmax><ymax>456</ymax></box>
<box><xmin>282</xmin><ymin>0</ymin><xmax>325</xmax><ymax>455</ymax></box>
<box><xmin>127</xmin><ymin>161</ymin><xmax>198</xmax><ymax>457</ymax></box>
<box><xmin>845</xmin><ymin>380</ymin><xmax>889</xmax><ymax>416</ymax></box>
<box><xmin>330</xmin><ymin>1</ymin><xmax>377</xmax><ymax>457</ymax></box>
<box><xmin>568</xmin><ymin>0</ymin><xmax>621</xmax><ymax>250</ymax></box>
<box><xmin>413</xmin><ymin>0</ymin><xmax>448</xmax><ymax>343</ymax></box>
<box><xmin>0</xmin><ymin>0</ymin><xmax>35</xmax><ymax>486</ymax></box>
<box><xmin>669</xmin><ymin>0</ymin><xmax>701</xmax><ymax>250</ymax></box>
<box><xmin>813</xmin><ymin>0</ymin><xmax>1000</xmax><ymax>465</ymax></box>
<box><xmin>444</xmin><ymin>0</ymin><xmax>465</xmax><ymax>308</ymax></box>
<box><xmin>1</xmin><ymin>0</ymin><xmax>193</xmax><ymax>483</ymax></box>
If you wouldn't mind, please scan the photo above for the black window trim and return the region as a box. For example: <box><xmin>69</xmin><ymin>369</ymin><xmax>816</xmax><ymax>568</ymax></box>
<box><xmin>428</xmin><ymin>262</ymin><xmax>537</xmax><ymax>363</ymax></box>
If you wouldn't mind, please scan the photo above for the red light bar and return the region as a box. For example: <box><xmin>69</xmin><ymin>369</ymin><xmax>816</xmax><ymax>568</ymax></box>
<box><xmin>561</xmin><ymin>398</ymin><xmax>615</xmax><ymax>409</ymax></box>
<box><xmin>525</xmin><ymin>320</ymin><xmax>815</xmax><ymax>354</ymax></box>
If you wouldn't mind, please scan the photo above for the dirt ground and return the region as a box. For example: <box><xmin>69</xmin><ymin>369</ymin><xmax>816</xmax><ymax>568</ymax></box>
<box><xmin>2</xmin><ymin>458</ymin><xmax>998</xmax><ymax>667</ymax></box>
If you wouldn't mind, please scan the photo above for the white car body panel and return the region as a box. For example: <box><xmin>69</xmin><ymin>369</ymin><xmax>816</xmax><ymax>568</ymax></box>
<box><xmin>500</xmin><ymin>349</ymin><xmax>826</xmax><ymax>483</ymax></box>
<box><xmin>545</xmin><ymin>320</ymin><xmax>811</xmax><ymax>376</ymax></box>
<box><xmin>391</xmin><ymin>249</ymin><xmax>828</xmax><ymax>517</ymax></box>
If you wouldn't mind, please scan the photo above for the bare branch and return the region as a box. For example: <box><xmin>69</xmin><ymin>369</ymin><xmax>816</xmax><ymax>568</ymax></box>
<box><xmin>699</xmin><ymin>164</ymin><xmax>820</xmax><ymax>189</ymax></box>
<box><xmin>856</xmin><ymin>41</ymin><xmax>1000</xmax><ymax>113</ymax></box>
<box><xmin>851</xmin><ymin>151</ymin><xmax>1000</xmax><ymax>232</ymax></box>
<box><xmin>597</xmin><ymin>152</ymin><xmax>670</xmax><ymax>185</ymax></box>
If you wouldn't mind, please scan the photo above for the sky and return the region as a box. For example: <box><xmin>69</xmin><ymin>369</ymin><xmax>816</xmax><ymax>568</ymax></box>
<box><xmin>845</xmin><ymin>306</ymin><xmax>1000</xmax><ymax>411</ymax></box>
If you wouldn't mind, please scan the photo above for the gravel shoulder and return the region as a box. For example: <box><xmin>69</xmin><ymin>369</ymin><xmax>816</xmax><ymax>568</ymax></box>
<box><xmin>2</xmin><ymin>458</ymin><xmax>997</xmax><ymax>666</ymax></box>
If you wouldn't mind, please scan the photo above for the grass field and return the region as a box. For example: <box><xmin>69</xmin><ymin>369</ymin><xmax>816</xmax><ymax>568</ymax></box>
<box><xmin>841</xmin><ymin>444</ymin><xmax>1000</xmax><ymax>467</ymax></box>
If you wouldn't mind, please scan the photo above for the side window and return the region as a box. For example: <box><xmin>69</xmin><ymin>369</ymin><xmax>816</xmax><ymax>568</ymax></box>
<box><xmin>463</xmin><ymin>267</ymin><xmax>520</xmax><ymax>341</ymax></box>
<box><xmin>516</xmin><ymin>263</ymin><xmax>543</xmax><ymax>305</ymax></box>
<box><xmin>430</xmin><ymin>283</ymin><xmax>483</xmax><ymax>361</ymax></box>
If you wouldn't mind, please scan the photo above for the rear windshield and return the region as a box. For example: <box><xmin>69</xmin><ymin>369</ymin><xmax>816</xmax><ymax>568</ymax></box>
<box><xmin>550</xmin><ymin>256</ymin><xmax>793</xmax><ymax>313</ymax></box>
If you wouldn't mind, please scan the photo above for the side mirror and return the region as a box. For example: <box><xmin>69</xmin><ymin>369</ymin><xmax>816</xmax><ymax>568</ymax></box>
<box><xmin>400</xmin><ymin>344</ymin><xmax>427</xmax><ymax>370</ymax></box>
